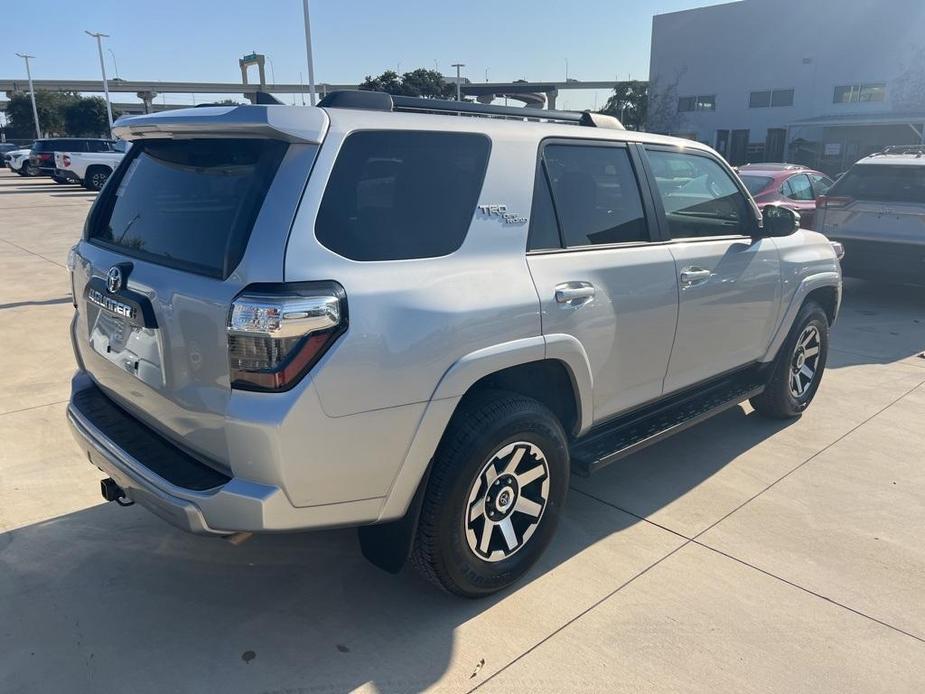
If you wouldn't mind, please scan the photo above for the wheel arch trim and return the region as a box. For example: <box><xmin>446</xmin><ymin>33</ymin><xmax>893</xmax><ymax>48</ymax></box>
<box><xmin>762</xmin><ymin>271</ymin><xmax>841</xmax><ymax>363</ymax></box>
<box><xmin>377</xmin><ymin>334</ymin><xmax>594</xmax><ymax>522</ymax></box>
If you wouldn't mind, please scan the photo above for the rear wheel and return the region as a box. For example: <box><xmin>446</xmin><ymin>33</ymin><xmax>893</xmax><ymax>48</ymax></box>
<box><xmin>84</xmin><ymin>167</ymin><xmax>111</xmax><ymax>191</ymax></box>
<box><xmin>751</xmin><ymin>302</ymin><xmax>829</xmax><ymax>418</ymax></box>
<box><xmin>411</xmin><ymin>391</ymin><xmax>569</xmax><ymax>597</ymax></box>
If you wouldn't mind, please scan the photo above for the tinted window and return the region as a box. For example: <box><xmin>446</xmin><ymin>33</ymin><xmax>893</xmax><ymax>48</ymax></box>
<box><xmin>740</xmin><ymin>175</ymin><xmax>773</xmax><ymax>196</ymax></box>
<box><xmin>782</xmin><ymin>174</ymin><xmax>814</xmax><ymax>201</ymax></box>
<box><xmin>87</xmin><ymin>140</ymin><xmax>113</xmax><ymax>152</ymax></box>
<box><xmin>89</xmin><ymin>138</ymin><xmax>288</xmax><ymax>278</ymax></box>
<box><xmin>542</xmin><ymin>144</ymin><xmax>648</xmax><ymax>247</ymax></box>
<box><xmin>316</xmin><ymin>131</ymin><xmax>490</xmax><ymax>261</ymax></box>
<box><xmin>647</xmin><ymin>149</ymin><xmax>752</xmax><ymax>239</ymax></box>
<box><xmin>829</xmin><ymin>165</ymin><xmax>925</xmax><ymax>204</ymax></box>
<box><xmin>527</xmin><ymin>165</ymin><xmax>562</xmax><ymax>251</ymax></box>
<box><xmin>35</xmin><ymin>139</ymin><xmax>88</xmax><ymax>152</ymax></box>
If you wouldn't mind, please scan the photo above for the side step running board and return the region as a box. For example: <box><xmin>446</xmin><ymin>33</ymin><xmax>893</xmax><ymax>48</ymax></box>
<box><xmin>570</xmin><ymin>370</ymin><xmax>765</xmax><ymax>477</ymax></box>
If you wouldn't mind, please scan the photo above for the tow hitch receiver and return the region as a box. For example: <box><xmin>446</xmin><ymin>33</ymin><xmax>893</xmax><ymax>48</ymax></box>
<box><xmin>100</xmin><ymin>478</ymin><xmax>134</xmax><ymax>506</ymax></box>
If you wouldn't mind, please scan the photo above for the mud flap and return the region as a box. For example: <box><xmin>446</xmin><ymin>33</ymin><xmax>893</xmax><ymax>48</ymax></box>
<box><xmin>357</xmin><ymin>467</ymin><xmax>430</xmax><ymax>574</ymax></box>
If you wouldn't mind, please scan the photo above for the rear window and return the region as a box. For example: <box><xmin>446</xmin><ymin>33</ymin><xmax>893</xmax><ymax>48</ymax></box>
<box><xmin>830</xmin><ymin>164</ymin><xmax>925</xmax><ymax>204</ymax></box>
<box><xmin>740</xmin><ymin>175</ymin><xmax>773</xmax><ymax>196</ymax></box>
<box><xmin>315</xmin><ymin>131</ymin><xmax>490</xmax><ymax>261</ymax></box>
<box><xmin>88</xmin><ymin>138</ymin><xmax>288</xmax><ymax>278</ymax></box>
<box><xmin>34</xmin><ymin>139</ymin><xmax>88</xmax><ymax>152</ymax></box>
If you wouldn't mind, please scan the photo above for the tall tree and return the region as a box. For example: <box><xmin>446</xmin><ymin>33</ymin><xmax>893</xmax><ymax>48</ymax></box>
<box><xmin>600</xmin><ymin>80</ymin><xmax>648</xmax><ymax>130</ymax></box>
<box><xmin>65</xmin><ymin>97</ymin><xmax>118</xmax><ymax>137</ymax></box>
<box><xmin>5</xmin><ymin>90</ymin><xmax>79</xmax><ymax>139</ymax></box>
<box><xmin>644</xmin><ymin>72</ymin><xmax>686</xmax><ymax>134</ymax></box>
<box><xmin>359</xmin><ymin>70</ymin><xmax>404</xmax><ymax>95</ymax></box>
<box><xmin>359</xmin><ymin>68</ymin><xmax>456</xmax><ymax>99</ymax></box>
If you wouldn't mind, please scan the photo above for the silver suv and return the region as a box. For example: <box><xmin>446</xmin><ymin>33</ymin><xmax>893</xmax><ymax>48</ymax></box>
<box><xmin>66</xmin><ymin>92</ymin><xmax>841</xmax><ymax>597</ymax></box>
<box><xmin>817</xmin><ymin>145</ymin><xmax>925</xmax><ymax>284</ymax></box>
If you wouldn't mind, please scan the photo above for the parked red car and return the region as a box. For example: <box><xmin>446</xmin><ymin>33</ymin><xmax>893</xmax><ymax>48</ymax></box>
<box><xmin>736</xmin><ymin>163</ymin><xmax>835</xmax><ymax>230</ymax></box>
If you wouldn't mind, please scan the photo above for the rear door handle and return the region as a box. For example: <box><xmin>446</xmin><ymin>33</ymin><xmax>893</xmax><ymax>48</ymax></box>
<box><xmin>555</xmin><ymin>282</ymin><xmax>595</xmax><ymax>305</ymax></box>
<box><xmin>679</xmin><ymin>267</ymin><xmax>712</xmax><ymax>286</ymax></box>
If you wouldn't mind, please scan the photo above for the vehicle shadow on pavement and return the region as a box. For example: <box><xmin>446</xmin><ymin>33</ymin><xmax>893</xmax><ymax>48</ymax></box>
<box><xmin>829</xmin><ymin>279</ymin><xmax>925</xmax><ymax>368</ymax></box>
<box><xmin>0</xmin><ymin>404</ymin><xmax>793</xmax><ymax>693</ymax></box>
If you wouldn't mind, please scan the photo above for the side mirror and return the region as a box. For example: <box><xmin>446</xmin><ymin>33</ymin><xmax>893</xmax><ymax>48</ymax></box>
<box><xmin>760</xmin><ymin>204</ymin><xmax>800</xmax><ymax>237</ymax></box>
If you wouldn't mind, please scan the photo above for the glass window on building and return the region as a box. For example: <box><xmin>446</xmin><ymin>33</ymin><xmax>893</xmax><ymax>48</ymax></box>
<box><xmin>859</xmin><ymin>83</ymin><xmax>886</xmax><ymax>102</ymax></box>
<box><xmin>749</xmin><ymin>91</ymin><xmax>772</xmax><ymax>108</ymax></box>
<box><xmin>678</xmin><ymin>96</ymin><xmax>715</xmax><ymax>113</ymax></box>
<box><xmin>834</xmin><ymin>83</ymin><xmax>886</xmax><ymax>104</ymax></box>
<box><xmin>771</xmin><ymin>89</ymin><xmax>794</xmax><ymax>107</ymax></box>
<box><xmin>696</xmin><ymin>95</ymin><xmax>716</xmax><ymax>111</ymax></box>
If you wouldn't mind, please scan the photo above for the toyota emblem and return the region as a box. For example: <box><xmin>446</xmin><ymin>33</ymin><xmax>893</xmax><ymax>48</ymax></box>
<box><xmin>106</xmin><ymin>266</ymin><xmax>123</xmax><ymax>293</ymax></box>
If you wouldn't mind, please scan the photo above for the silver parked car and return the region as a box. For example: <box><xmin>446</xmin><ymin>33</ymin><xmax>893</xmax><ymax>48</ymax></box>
<box><xmin>817</xmin><ymin>145</ymin><xmax>925</xmax><ymax>284</ymax></box>
<box><xmin>66</xmin><ymin>92</ymin><xmax>841</xmax><ymax>596</ymax></box>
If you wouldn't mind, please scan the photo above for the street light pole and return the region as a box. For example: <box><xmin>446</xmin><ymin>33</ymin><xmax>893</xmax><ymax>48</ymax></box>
<box><xmin>452</xmin><ymin>63</ymin><xmax>465</xmax><ymax>101</ymax></box>
<box><xmin>108</xmin><ymin>48</ymin><xmax>120</xmax><ymax>79</ymax></box>
<box><xmin>301</xmin><ymin>0</ymin><xmax>317</xmax><ymax>105</ymax></box>
<box><xmin>85</xmin><ymin>31</ymin><xmax>114</xmax><ymax>135</ymax></box>
<box><xmin>15</xmin><ymin>53</ymin><xmax>41</xmax><ymax>139</ymax></box>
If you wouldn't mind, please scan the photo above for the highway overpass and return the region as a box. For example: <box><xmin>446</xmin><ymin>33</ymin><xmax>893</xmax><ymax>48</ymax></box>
<box><xmin>0</xmin><ymin>78</ymin><xmax>622</xmax><ymax>111</ymax></box>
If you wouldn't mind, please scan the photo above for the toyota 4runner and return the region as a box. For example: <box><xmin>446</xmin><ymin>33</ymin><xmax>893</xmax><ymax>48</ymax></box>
<box><xmin>66</xmin><ymin>92</ymin><xmax>842</xmax><ymax>597</ymax></box>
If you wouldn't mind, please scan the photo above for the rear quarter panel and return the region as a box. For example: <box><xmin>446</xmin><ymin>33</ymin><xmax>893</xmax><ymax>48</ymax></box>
<box><xmin>284</xmin><ymin>114</ymin><xmax>544</xmax><ymax>417</ymax></box>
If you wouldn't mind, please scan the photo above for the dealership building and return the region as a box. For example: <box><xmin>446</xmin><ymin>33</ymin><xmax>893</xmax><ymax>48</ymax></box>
<box><xmin>649</xmin><ymin>0</ymin><xmax>925</xmax><ymax>173</ymax></box>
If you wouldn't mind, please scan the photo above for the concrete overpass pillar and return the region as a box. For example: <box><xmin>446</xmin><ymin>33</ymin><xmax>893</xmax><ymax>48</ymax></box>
<box><xmin>546</xmin><ymin>88</ymin><xmax>558</xmax><ymax>110</ymax></box>
<box><xmin>137</xmin><ymin>91</ymin><xmax>158</xmax><ymax>114</ymax></box>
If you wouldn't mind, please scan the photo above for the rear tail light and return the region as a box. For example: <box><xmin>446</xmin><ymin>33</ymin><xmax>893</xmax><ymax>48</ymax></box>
<box><xmin>227</xmin><ymin>282</ymin><xmax>346</xmax><ymax>392</ymax></box>
<box><xmin>816</xmin><ymin>195</ymin><xmax>853</xmax><ymax>209</ymax></box>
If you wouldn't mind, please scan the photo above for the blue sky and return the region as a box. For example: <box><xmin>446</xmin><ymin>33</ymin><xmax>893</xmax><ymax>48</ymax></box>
<box><xmin>2</xmin><ymin>0</ymin><xmax>729</xmax><ymax>109</ymax></box>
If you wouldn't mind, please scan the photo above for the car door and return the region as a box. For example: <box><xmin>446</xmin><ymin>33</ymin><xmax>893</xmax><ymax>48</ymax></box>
<box><xmin>780</xmin><ymin>172</ymin><xmax>818</xmax><ymax>229</ymax></box>
<box><xmin>526</xmin><ymin>140</ymin><xmax>679</xmax><ymax>423</ymax></box>
<box><xmin>642</xmin><ymin>145</ymin><xmax>782</xmax><ymax>394</ymax></box>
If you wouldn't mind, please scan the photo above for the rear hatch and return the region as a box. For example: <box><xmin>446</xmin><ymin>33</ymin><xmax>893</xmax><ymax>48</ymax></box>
<box><xmin>818</xmin><ymin>162</ymin><xmax>925</xmax><ymax>244</ymax></box>
<box><xmin>70</xmin><ymin>105</ymin><xmax>328</xmax><ymax>468</ymax></box>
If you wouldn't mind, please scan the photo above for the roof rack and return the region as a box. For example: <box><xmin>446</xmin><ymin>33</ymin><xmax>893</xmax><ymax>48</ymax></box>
<box><xmin>316</xmin><ymin>90</ymin><xmax>624</xmax><ymax>129</ymax></box>
<box><xmin>874</xmin><ymin>145</ymin><xmax>925</xmax><ymax>157</ymax></box>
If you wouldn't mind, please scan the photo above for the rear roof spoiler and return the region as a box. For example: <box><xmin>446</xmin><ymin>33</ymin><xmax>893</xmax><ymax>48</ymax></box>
<box><xmin>112</xmin><ymin>103</ymin><xmax>328</xmax><ymax>144</ymax></box>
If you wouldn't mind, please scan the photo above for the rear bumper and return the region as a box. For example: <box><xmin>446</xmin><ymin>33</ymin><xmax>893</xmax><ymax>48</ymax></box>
<box><xmin>830</xmin><ymin>237</ymin><xmax>925</xmax><ymax>284</ymax></box>
<box><xmin>55</xmin><ymin>168</ymin><xmax>81</xmax><ymax>182</ymax></box>
<box><xmin>67</xmin><ymin>371</ymin><xmax>384</xmax><ymax>534</ymax></box>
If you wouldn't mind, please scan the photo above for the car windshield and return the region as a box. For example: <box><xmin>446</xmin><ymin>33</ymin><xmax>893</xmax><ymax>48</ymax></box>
<box><xmin>739</xmin><ymin>175</ymin><xmax>774</xmax><ymax>196</ymax></box>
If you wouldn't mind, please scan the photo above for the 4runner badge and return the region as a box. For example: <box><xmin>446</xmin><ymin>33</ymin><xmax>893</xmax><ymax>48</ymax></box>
<box><xmin>478</xmin><ymin>204</ymin><xmax>527</xmax><ymax>225</ymax></box>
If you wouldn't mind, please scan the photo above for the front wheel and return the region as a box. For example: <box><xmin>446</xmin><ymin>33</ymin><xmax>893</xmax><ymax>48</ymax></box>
<box><xmin>411</xmin><ymin>391</ymin><xmax>569</xmax><ymax>597</ymax></box>
<box><xmin>751</xmin><ymin>301</ymin><xmax>829</xmax><ymax>418</ymax></box>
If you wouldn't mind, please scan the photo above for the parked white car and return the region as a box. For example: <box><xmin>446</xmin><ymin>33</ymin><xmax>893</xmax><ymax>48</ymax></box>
<box><xmin>6</xmin><ymin>147</ymin><xmax>37</xmax><ymax>176</ymax></box>
<box><xmin>54</xmin><ymin>141</ymin><xmax>130</xmax><ymax>190</ymax></box>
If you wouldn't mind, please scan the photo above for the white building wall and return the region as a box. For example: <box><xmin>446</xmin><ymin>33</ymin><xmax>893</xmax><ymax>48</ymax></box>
<box><xmin>649</xmin><ymin>0</ymin><xmax>925</xmax><ymax>154</ymax></box>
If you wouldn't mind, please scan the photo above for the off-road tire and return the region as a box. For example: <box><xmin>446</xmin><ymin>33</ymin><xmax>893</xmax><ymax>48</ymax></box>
<box><xmin>411</xmin><ymin>390</ymin><xmax>569</xmax><ymax>598</ymax></box>
<box><xmin>751</xmin><ymin>301</ymin><xmax>829</xmax><ymax>418</ymax></box>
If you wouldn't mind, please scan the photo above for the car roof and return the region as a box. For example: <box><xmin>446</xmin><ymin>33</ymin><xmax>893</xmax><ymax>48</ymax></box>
<box><xmin>115</xmin><ymin>100</ymin><xmax>716</xmax><ymax>155</ymax></box>
<box><xmin>739</xmin><ymin>162</ymin><xmax>806</xmax><ymax>171</ymax></box>
<box><xmin>857</xmin><ymin>151</ymin><xmax>925</xmax><ymax>166</ymax></box>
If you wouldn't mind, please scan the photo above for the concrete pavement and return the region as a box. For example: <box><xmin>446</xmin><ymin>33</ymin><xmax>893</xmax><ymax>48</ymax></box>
<box><xmin>0</xmin><ymin>169</ymin><xmax>923</xmax><ymax>693</ymax></box>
